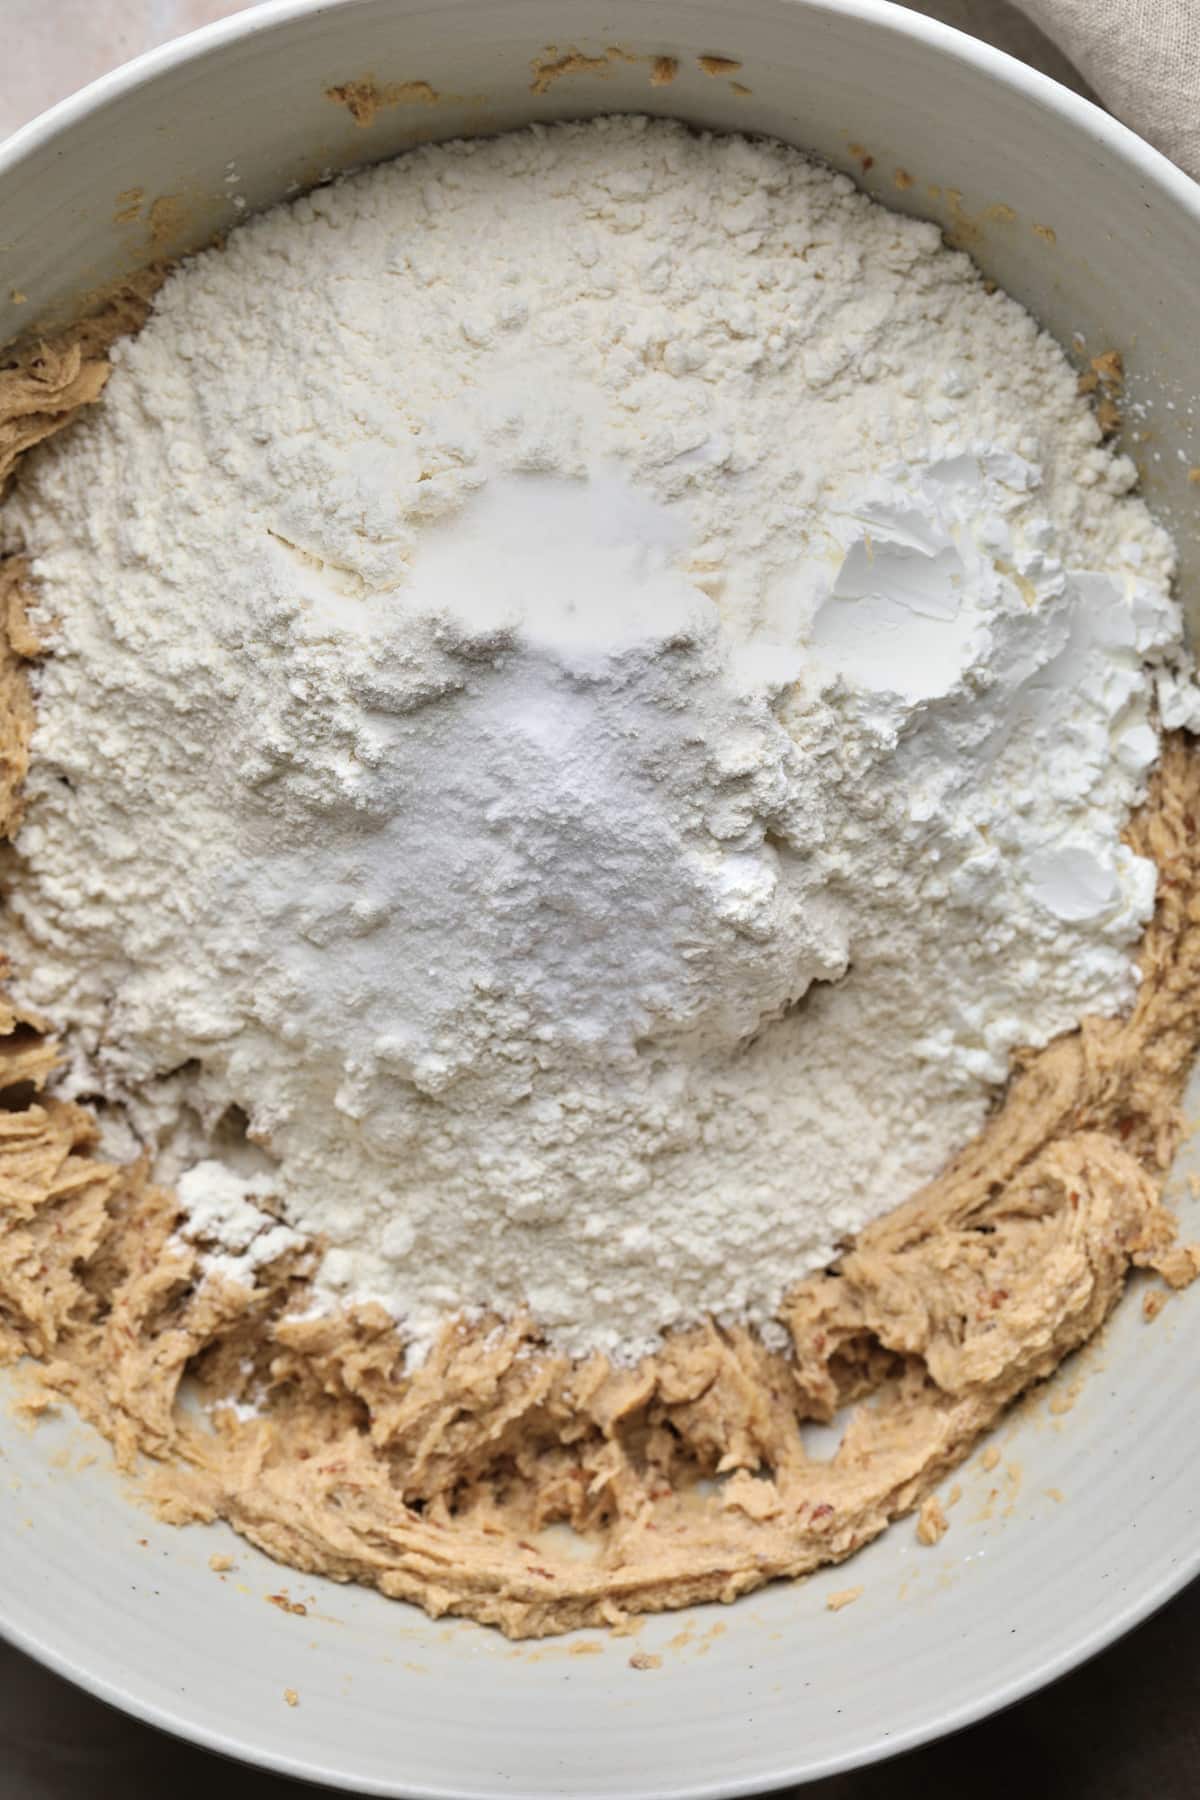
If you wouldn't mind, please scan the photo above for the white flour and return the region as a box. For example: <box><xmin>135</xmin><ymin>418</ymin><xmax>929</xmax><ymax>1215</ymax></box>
<box><xmin>3</xmin><ymin>118</ymin><xmax>1196</xmax><ymax>1361</ymax></box>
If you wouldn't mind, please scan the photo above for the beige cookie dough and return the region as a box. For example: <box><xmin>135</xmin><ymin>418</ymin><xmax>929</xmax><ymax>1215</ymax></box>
<box><xmin>0</xmin><ymin>276</ymin><xmax>160</xmax><ymax>492</ymax></box>
<box><xmin>1</xmin><ymin>310</ymin><xmax>1198</xmax><ymax>1638</ymax></box>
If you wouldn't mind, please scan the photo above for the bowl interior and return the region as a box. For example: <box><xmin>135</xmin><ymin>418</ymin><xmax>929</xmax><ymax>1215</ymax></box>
<box><xmin>2</xmin><ymin>2</ymin><xmax>1200</xmax><ymax>1794</ymax></box>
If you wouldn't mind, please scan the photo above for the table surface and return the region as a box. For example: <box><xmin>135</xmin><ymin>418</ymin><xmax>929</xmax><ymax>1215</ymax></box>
<box><xmin>1</xmin><ymin>3</ymin><xmax>1193</xmax><ymax>1796</ymax></box>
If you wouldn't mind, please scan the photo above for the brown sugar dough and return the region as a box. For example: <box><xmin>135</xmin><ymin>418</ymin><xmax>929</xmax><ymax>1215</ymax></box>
<box><xmin>2</xmin><ymin>315</ymin><xmax>1200</xmax><ymax>1639</ymax></box>
<box><xmin>0</xmin><ymin>275</ymin><xmax>161</xmax><ymax>493</ymax></box>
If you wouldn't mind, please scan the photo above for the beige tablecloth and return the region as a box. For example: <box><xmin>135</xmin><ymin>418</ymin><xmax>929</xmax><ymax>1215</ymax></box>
<box><xmin>1016</xmin><ymin>0</ymin><xmax>1200</xmax><ymax>177</ymax></box>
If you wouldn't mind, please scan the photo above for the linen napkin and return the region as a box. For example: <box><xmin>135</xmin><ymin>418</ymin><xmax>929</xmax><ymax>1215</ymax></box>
<box><xmin>1012</xmin><ymin>0</ymin><xmax>1200</xmax><ymax>179</ymax></box>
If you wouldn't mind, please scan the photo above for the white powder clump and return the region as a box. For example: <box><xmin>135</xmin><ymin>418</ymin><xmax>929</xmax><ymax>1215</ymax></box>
<box><xmin>175</xmin><ymin>1162</ymin><xmax>303</xmax><ymax>1285</ymax></box>
<box><xmin>2</xmin><ymin>118</ymin><xmax>1195</xmax><ymax>1362</ymax></box>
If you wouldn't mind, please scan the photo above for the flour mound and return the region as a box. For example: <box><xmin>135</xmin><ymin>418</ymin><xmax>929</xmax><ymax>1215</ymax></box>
<box><xmin>1</xmin><ymin>118</ymin><xmax>1194</xmax><ymax>1360</ymax></box>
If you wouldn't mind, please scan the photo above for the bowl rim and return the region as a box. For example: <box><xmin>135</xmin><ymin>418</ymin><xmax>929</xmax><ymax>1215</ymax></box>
<box><xmin>1</xmin><ymin>0</ymin><xmax>1199</xmax><ymax>1792</ymax></box>
<box><xmin>3</xmin><ymin>0</ymin><xmax>1200</xmax><ymax>212</ymax></box>
<box><xmin>1</xmin><ymin>1523</ymin><xmax>1196</xmax><ymax>1797</ymax></box>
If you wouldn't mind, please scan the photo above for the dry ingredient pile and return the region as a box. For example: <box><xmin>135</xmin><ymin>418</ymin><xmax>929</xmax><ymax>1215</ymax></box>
<box><xmin>3</xmin><ymin>119</ymin><xmax>1195</xmax><ymax>1362</ymax></box>
<box><xmin>3</xmin><ymin>117</ymin><xmax>1200</xmax><ymax>1636</ymax></box>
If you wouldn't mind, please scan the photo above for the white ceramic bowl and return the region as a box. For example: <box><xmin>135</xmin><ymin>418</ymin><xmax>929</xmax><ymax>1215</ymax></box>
<box><xmin>3</xmin><ymin>3</ymin><xmax>1200</xmax><ymax>1793</ymax></box>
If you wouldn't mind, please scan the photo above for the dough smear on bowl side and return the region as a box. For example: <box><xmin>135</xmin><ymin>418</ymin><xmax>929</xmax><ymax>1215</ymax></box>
<box><xmin>3</xmin><ymin>124</ymin><xmax>1200</xmax><ymax>1637</ymax></box>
